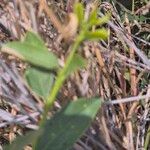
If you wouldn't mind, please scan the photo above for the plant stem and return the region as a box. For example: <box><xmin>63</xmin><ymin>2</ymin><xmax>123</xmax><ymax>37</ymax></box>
<box><xmin>132</xmin><ymin>0</ymin><xmax>134</xmax><ymax>14</ymax></box>
<box><xmin>41</xmin><ymin>33</ymin><xmax>84</xmax><ymax>124</ymax></box>
<box><xmin>144</xmin><ymin>126</ymin><xmax>150</xmax><ymax>150</ymax></box>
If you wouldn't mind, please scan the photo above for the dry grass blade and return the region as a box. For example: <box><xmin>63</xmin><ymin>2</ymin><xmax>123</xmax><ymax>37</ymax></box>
<box><xmin>0</xmin><ymin>0</ymin><xmax>149</xmax><ymax>149</ymax></box>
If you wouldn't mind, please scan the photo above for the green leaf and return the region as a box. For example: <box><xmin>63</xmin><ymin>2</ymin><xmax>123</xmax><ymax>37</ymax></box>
<box><xmin>25</xmin><ymin>67</ymin><xmax>55</xmax><ymax>99</ymax></box>
<box><xmin>35</xmin><ymin>98</ymin><xmax>101</xmax><ymax>150</ymax></box>
<box><xmin>94</xmin><ymin>14</ymin><xmax>110</xmax><ymax>26</ymax></box>
<box><xmin>124</xmin><ymin>71</ymin><xmax>130</xmax><ymax>81</ymax></box>
<box><xmin>85</xmin><ymin>28</ymin><xmax>109</xmax><ymax>40</ymax></box>
<box><xmin>144</xmin><ymin>126</ymin><xmax>150</xmax><ymax>150</ymax></box>
<box><xmin>88</xmin><ymin>12</ymin><xmax>109</xmax><ymax>27</ymax></box>
<box><xmin>2</xmin><ymin>32</ymin><xmax>58</xmax><ymax>70</ymax></box>
<box><xmin>74</xmin><ymin>3</ymin><xmax>84</xmax><ymax>25</ymax></box>
<box><xmin>65</xmin><ymin>54</ymin><xmax>87</xmax><ymax>77</ymax></box>
<box><xmin>127</xmin><ymin>13</ymin><xmax>148</xmax><ymax>22</ymax></box>
<box><xmin>24</xmin><ymin>32</ymin><xmax>47</xmax><ymax>50</ymax></box>
<box><xmin>88</xmin><ymin>9</ymin><xmax>97</xmax><ymax>26</ymax></box>
<box><xmin>4</xmin><ymin>130</ymin><xmax>41</xmax><ymax>150</ymax></box>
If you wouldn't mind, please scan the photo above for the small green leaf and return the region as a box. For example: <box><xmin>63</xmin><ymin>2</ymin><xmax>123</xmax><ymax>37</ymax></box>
<box><xmin>88</xmin><ymin>9</ymin><xmax>97</xmax><ymax>26</ymax></box>
<box><xmin>25</xmin><ymin>67</ymin><xmax>55</xmax><ymax>99</ymax></box>
<box><xmin>85</xmin><ymin>28</ymin><xmax>109</xmax><ymax>40</ymax></box>
<box><xmin>88</xmin><ymin>11</ymin><xmax>109</xmax><ymax>27</ymax></box>
<box><xmin>35</xmin><ymin>98</ymin><xmax>101</xmax><ymax>150</ymax></box>
<box><xmin>74</xmin><ymin>3</ymin><xmax>84</xmax><ymax>25</ymax></box>
<box><xmin>4</xmin><ymin>130</ymin><xmax>41</xmax><ymax>150</ymax></box>
<box><xmin>65</xmin><ymin>54</ymin><xmax>87</xmax><ymax>76</ymax></box>
<box><xmin>2</xmin><ymin>32</ymin><xmax>58</xmax><ymax>69</ymax></box>
<box><xmin>94</xmin><ymin>14</ymin><xmax>110</xmax><ymax>26</ymax></box>
<box><xmin>124</xmin><ymin>72</ymin><xmax>130</xmax><ymax>81</ymax></box>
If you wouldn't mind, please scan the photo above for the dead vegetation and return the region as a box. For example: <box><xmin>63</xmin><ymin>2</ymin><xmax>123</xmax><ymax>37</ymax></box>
<box><xmin>0</xmin><ymin>0</ymin><xmax>150</xmax><ymax>149</ymax></box>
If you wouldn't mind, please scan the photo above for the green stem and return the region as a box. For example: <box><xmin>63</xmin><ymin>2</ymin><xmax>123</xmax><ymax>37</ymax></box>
<box><xmin>132</xmin><ymin>0</ymin><xmax>134</xmax><ymax>14</ymax></box>
<box><xmin>144</xmin><ymin>126</ymin><xmax>150</xmax><ymax>150</ymax></box>
<box><xmin>41</xmin><ymin>33</ymin><xmax>84</xmax><ymax>124</ymax></box>
<box><xmin>47</xmin><ymin>35</ymin><xmax>83</xmax><ymax>107</ymax></box>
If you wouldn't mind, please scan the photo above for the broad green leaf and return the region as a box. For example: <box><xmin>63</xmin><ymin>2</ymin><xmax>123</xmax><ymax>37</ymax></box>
<box><xmin>35</xmin><ymin>98</ymin><xmax>101</xmax><ymax>150</ymax></box>
<box><xmin>24</xmin><ymin>32</ymin><xmax>46</xmax><ymax>50</ymax></box>
<box><xmin>25</xmin><ymin>67</ymin><xmax>54</xmax><ymax>99</ymax></box>
<box><xmin>2</xmin><ymin>42</ymin><xmax>58</xmax><ymax>69</ymax></box>
<box><xmin>65</xmin><ymin>54</ymin><xmax>87</xmax><ymax>77</ymax></box>
<box><xmin>1</xmin><ymin>32</ymin><xmax>58</xmax><ymax>69</ymax></box>
<box><xmin>74</xmin><ymin>3</ymin><xmax>84</xmax><ymax>25</ymax></box>
<box><xmin>85</xmin><ymin>29</ymin><xmax>109</xmax><ymax>40</ymax></box>
<box><xmin>4</xmin><ymin>130</ymin><xmax>41</xmax><ymax>150</ymax></box>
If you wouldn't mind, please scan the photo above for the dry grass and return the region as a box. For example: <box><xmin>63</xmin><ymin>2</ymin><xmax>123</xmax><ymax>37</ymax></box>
<box><xmin>0</xmin><ymin>0</ymin><xmax>149</xmax><ymax>149</ymax></box>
